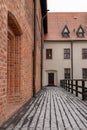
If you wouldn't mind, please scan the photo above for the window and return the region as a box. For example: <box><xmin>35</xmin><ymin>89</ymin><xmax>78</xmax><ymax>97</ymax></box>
<box><xmin>64</xmin><ymin>68</ymin><xmax>71</xmax><ymax>79</ymax></box>
<box><xmin>82</xmin><ymin>49</ymin><xmax>87</xmax><ymax>59</ymax></box>
<box><xmin>83</xmin><ymin>69</ymin><xmax>87</xmax><ymax>79</ymax></box>
<box><xmin>62</xmin><ymin>25</ymin><xmax>70</xmax><ymax>38</ymax></box>
<box><xmin>46</xmin><ymin>49</ymin><xmax>52</xmax><ymax>59</ymax></box>
<box><xmin>77</xmin><ymin>25</ymin><xmax>84</xmax><ymax>37</ymax></box>
<box><xmin>64</xmin><ymin>48</ymin><xmax>70</xmax><ymax>59</ymax></box>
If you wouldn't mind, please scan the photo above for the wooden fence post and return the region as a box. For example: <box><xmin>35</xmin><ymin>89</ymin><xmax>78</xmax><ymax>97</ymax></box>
<box><xmin>82</xmin><ymin>80</ymin><xmax>85</xmax><ymax>100</ymax></box>
<box><xmin>76</xmin><ymin>80</ymin><xmax>78</xmax><ymax>97</ymax></box>
<box><xmin>68</xmin><ymin>80</ymin><xmax>70</xmax><ymax>92</ymax></box>
<box><xmin>71</xmin><ymin>80</ymin><xmax>73</xmax><ymax>93</ymax></box>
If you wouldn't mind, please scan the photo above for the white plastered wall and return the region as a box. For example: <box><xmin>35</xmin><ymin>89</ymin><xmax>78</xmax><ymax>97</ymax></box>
<box><xmin>43</xmin><ymin>41</ymin><xmax>87</xmax><ymax>86</ymax></box>
<box><xmin>73</xmin><ymin>41</ymin><xmax>87</xmax><ymax>79</ymax></box>
<box><xmin>43</xmin><ymin>41</ymin><xmax>71</xmax><ymax>86</ymax></box>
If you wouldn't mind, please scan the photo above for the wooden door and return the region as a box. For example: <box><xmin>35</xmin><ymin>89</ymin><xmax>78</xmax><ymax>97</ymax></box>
<box><xmin>48</xmin><ymin>73</ymin><xmax>54</xmax><ymax>86</ymax></box>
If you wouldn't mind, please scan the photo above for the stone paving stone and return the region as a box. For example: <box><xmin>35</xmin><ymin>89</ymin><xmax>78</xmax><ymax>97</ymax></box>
<box><xmin>0</xmin><ymin>87</ymin><xmax>87</xmax><ymax>130</ymax></box>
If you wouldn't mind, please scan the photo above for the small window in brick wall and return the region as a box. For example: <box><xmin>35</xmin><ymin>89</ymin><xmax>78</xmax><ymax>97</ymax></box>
<box><xmin>83</xmin><ymin>68</ymin><xmax>87</xmax><ymax>79</ymax></box>
<box><xmin>46</xmin><ymin>49</ymin><xmax>52</xmax><ymax>59</ymax></box>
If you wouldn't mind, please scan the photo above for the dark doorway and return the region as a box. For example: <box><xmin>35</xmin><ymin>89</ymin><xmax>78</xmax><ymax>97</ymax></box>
<box><xmin>48</xmin><ymin>73</ymin><xmax>54</xmax><ymax>86</ymax></box>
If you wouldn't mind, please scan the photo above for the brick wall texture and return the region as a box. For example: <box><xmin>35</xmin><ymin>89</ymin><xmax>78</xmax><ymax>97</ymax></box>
<box><xmin>0</xmin><ymin>0</ymin><xmax>42</xmax><ymax>125</ymax></box>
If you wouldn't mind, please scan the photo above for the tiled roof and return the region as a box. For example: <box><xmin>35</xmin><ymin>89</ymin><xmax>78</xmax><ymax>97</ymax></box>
<box><xmin>44</xmin><ymin>12</ymin><xmax>87</xmax><ymax>41</ymax></box>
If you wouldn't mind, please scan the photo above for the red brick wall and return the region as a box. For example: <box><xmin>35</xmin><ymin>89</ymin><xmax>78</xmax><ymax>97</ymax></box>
<box><xmin>35</xmin><ymin>0</ymin><xmax>42</xmax><ymax>93</ymax></box>
<box><xmin>0</xmin><ymin>2</ymin><xmax>7</xmax><ymax>124</ymax></box>
<box><xmin>0</xmin><ymin>0</ymin><xmax>42</xmax><ymax>125</ymax></box>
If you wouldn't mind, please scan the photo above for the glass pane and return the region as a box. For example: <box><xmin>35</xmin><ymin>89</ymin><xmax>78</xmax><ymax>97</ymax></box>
<box><xmin>64</xmin><ymin>28</ymin><xmax>68</xmax><ymax>33</ymax></box>
<box><xmin>83</xmin><ymin>69</ymin><xmax>87</xmax><ymax>79</ymax></box>
<box><xmin>63</xmin><ymin>33</ymin><xmax>69</xmax><ymax>37</ymax></box>
<box><xmin>83</xmin><ymin>49</ymin><xmax>87</xmax><ymax>53</ymax></box>
<box><xmin>46</xmin><ymin>49</ymin><xmax>52</xmax><ymax>59</ymax></box>
<box><xmin>78</xmin><ymin>33</ymin><xmax>84</xmax><ymax>37</ymax></box>
<box><xmin>79</xmin><ymin>28</ymin><xmax>83</xmax><ymax>33</ymax></box>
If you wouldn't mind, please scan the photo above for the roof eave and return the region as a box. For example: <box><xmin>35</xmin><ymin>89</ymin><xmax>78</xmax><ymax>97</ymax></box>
<box><xmin>40</xmin><ymin>0</ymin><xmax>48</xmax><ymax>33</ymax></box>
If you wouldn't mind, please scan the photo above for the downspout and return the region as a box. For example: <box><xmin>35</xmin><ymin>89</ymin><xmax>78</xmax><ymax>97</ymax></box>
<box><xmin>33</xmin><ymin>0</ymin><xmax>37</xmax><ymax>97</ymax></box>
<box><xmin>41</xmin><ymin>19</ymin><xmax>43</xmax><ymax>89</ymax></box>
<box><xmin>41</xmin><ymin>11</ymin><xmax>49</xmax><ymax>89</ymax></box>
<box><xmin>71</xmin><ymin>41</ymin><xmax>73</xmax><ymax>79</ymax></box>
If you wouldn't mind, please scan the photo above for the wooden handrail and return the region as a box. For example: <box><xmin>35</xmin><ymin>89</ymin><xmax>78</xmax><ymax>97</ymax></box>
<box><xmin>60</xmin><ymin>79</ymin><xmax>87</xmax><ymax>100</ymax></box>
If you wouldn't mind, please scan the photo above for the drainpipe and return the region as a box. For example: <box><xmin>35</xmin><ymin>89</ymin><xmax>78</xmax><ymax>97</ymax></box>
<box><xmin>71</xmin><ymin>41</ymin><xmax>73</xmax><ymax>79</ymax></box>
<box><xmin>41</xmin><ymin>10</ymin><xmax>49</xmax><ymax>89</ymax></box>
<box><xmin>33</xmin><ymin>0</ymin><xmax>37</xmax><ymax>97</ymax></box>
<box><xmin>41</xmin><ymin>19</ymin><xmax>43</xmax><ymax>89</ymax></box>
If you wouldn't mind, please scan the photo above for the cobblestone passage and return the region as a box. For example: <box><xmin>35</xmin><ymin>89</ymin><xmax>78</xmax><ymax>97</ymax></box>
<box><xmin>1</xmin><ymin>87</ymin><xmax>87</xmax><ymax>130</ymax></box>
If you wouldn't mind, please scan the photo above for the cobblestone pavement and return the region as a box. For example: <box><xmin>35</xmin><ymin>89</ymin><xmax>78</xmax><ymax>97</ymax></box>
<box><xmin>0</xmin><ymin>87</ymin><xmax>87</xmax><ymax>130</ymax></box>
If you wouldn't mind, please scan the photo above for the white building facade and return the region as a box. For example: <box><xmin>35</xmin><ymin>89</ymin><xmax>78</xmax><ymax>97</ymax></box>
<box><xmin>43</xmin><ymin>13</ymin><xmax>87</xmax><ymax>86</ymax></box>
<box><xmin>43</xmin><ymin>41</ymin><xmax>87</xmax><ymax>86</ymax></box>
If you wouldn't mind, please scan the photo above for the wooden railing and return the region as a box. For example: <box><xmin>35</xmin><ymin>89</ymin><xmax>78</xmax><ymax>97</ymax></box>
<box><xmin>60</xmin><ymin>79</ymin><xmax>87</xmax><ymax>100</ymax></box>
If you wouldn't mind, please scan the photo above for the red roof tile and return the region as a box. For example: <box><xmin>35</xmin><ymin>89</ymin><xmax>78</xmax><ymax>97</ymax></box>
<box><xmin>44</xmin><ymin>12</ymin><xmax>87</xmax><ymax>41</ymax></box>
